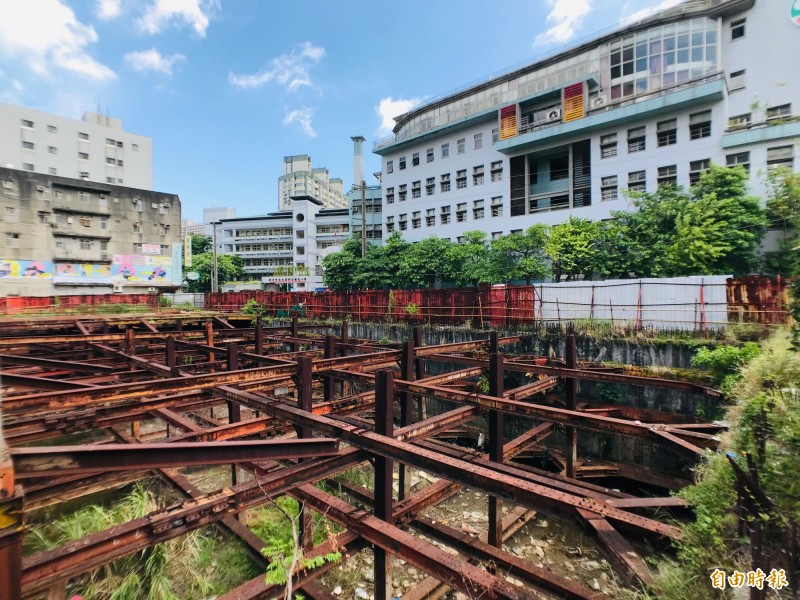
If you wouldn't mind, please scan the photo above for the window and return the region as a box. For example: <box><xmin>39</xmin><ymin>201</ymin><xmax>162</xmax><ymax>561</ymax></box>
<box><xmin>5</xmin><ymin>206</ymin><xmax>17</xmax><ymax>220</ymax></box>
<box><xmin>79</xmin><ymin>152</ymin><xmax>89</xmax><ymax>159</ymax></box>
<box><xmin>297</xmin><ymin>246</ymin><xmax>305</xmax><ymax>255</ymax></box>
<box><xmin>22</xmin><ymin>141</ymin><xmax>34</xmax><ymax>149</ymax></box>
<box><xmin>456</xmin><ymin>170</ymin><xmax>467</xmax><ymax>189</ymax></box>
<box><xmin>473</xmin><ymin>199</ymin><xmax>485</xmax><ymax>220</ymax></box>
<box><xmin>426</xmin><ymin>208</ymin><xmax>435</xmax><ymax>227</ymax></box>
<box><xmin>726</xmin><ymin>151</ymin><xmax>750</xmax><ymax>174</ymax></box>
<box><xmin>386</xmin><ymin>216</ymin><xmax>395</xmax><ymax>233</ymax></box>
<box><xmin>457</xmin><ymin>138</ymin><xmax>465</xmax><ymax>154</ymax></box>
<box><xmin>79</xmin><ymin>216</ymin><xmax>91</xmax><ymax>227</ymax></box>
<box><xmin>100</xmin><ymin>218</ymin><xmax>108</xmax><ymax>230</ymax></box>
<box><xmin>387</xmin><ymin>160</ymin><xmax>394</xmax><ymax>173</ymax></box>
<box><xmin>492</xmin><ymin>128</ymin><xmax>499</xmax><ymax>144</ymax></box>
<box><xmin>491</xmin><ymin>196</ymin><xmax>503</xmax><ymax>217</ymax></box>
<box><xmin>38</xmin><ymin>211</ymin><xmax>49</xmax><ymax>224</ymax></box>
<box><xmin>6</xmin><ymin>233</ymin><xmax>19</xmax><ymax>247</ymax></box>
<box><xmin>79</xmin><ymin>192</ymin><xmax>90</xmax><ymax>202</ymax></box>
<box><xmin>767</xmin><ymin>146</ymin><xmax>794</xmax><ymax>171</ymax></box>
<box><xmin>490</xmin><ymin>161</ymin><xmax>503</xmax><ymax>182</ymax></box>
<box><xmin>412</xmin><ymin>181</ymin><xmax>421</xmax><ymax>199</ymax></box>
<box><xmin>399</xmin><ymin>156</ymin><xmax>406</xmax><ymax>170</ymax></box>
<box><xmin>441</xmin><ymin>143</ymin><xmax>449</xmax><ymax>158</ymax></box>
<box><xmin>49</xmin><ymin>167</ymin><xmax>57</xmax><ymax>175</ymax></box>
<box><xmin>474</xmin><ymin>133</ymin><xmax>483</xmax><ymax>150</ymax></box>
<box><xmin>106</xmin><ymin>138</ymin><xmax>115</xmax><ymax>146</ymax></box>
<box><xmin>296</xmin><ymin>230</ymin><xmax>305</xmax><ymax>239</ymax></box>
<box><xmin>386</xmin><ymin>187</ymin><xmax>395</xmax><ymax>204</ymax></box>
<box><xmin>399</xmin><ymin>214</ymin><xmax>408</xmax><ymax>231</ymax></box>
<box><xmin>23</xmin><ymin>163</ymin><xmax>33</xmax><ymax>171</ymax></box>
<box><xmin>412</xmin><ymin>211</ymin><xmax>421</xmax><ymax>229</ymax></box>
<box><xmin>550</xmin><ymin>156</ymin><xmax>569</xmax><ymax>180</ymax></box>
<box><xmin>456</xmin><ymin>203</ymin><xmax>467</xmax><ymax>223</ymax></box>
<box><xmin>21</xmin><ymin>119</ymin><xmax>33</xmax><ymax>128</ymax></box>
<box><xmin>80</xmin><ymin>239</ymin><xmax>92</xmax><ymax>250</ymax></box>
<box><xmin>599</xmin><ymin>133</ymin><xmax>617</xmax><ymax>159</ymax></box>
<box><xmin>427</xmin><ymin>148</ymin><xmax>434</xmax><ymax>163</ymax></box>
<box><xmin>106</xmin><ymin>177</ymin><xmax>115</xmax><ymax>183</ymax></box>
<box><xmin>47</xmin><ymin>125</ymin><xmax>57</xmax><ymax>133</ymax></box>
<box><xmin>426</xmin><ymin>177</ymin><xmax>435</xmax><ymax>196</ymax></box>
<box><xmin>106</xmin><ymin>157</ymin><xmax>116</xmax><ymax>165</ymax></box>
<box><xmin>657</xmin><ymin>165</ymin><xmax>677</xmax><ymax>187</ymax></box>
<box><xmin>78</xmin><ymin>132</ymin><xmax>89</xmax><ymax>140</ymax></box>
<box><xmin>399</xmin><ymin>184</ymin><xmax>407</xmax><ymax>202</ymax></box>
<box><xmin>766</xmin><ymin>104</ymin><xmax>792</xmax><ymax>122</ymax></box>
<box><xmin>689</xmin><ymin>159</ymin><xmax>710</xmax><ymax>185</ymax></box>
<box><xmin>457</xmin><ymin>236</ymin><xmax>466</xmax><ymax>244</ymax></box>
<box><xmin>728</xmin><ymin>113</ymin><xmax>751</xmax><ymax>130</ymax></box>
<box><xmin>440</xmin><ymin>173</ymin><xmax>451</xmax><ymax>192</ymax></box>
<box><xmin>132</xmin><ymin>143</ymin><xmax>139</xmax><ymax>151</ymax></box>
<box><xmin>492</xmin><ymin>232</ymin><xmax>502</xmax><ymax>241</ymax></box>
<box><xmin>731</xmin><ymin>18</ymin><xmax>745</xmax><ymax>40</ymax></box>
<box><xmin>657</xmin><ymin>119</ymin><xmax>677</xmax><ymax>146</ymax></box>
<box><xmin>628</xmin><ymin>127</ymin><xmax>646</xmax><ymax>153</ymax></box>
<box><xmin>48</xmin><ymin>146</ymin><xmax>57</xmax><ymax>154</ymax></box>
<box><xmin>440</xmin><ymin>205</ymin><xmax>451</xmax><ymax>225</ymax></box>
<box><xmin>729</xmin><ymin>69</ymin><xmax>746</xmax><ymax>92</ymax></box>
<box><xmin>601</xmin><ymin>176</ymin><xmax>618</xmax><ymax>201</ymax></box>
<box><xmin>412</xmin><ymin>152</ymin><xmax>420</xmax><ymax>166</ymax></box>
<box><xmin>473</xmin><ymin>165</ymin><xmax>484</xmax><ymax>186</ymax></box>
<box><xmin>628</xmin><ymin>171</ymin><xmax>646</xmax><ymax>193</ymax></box>
<box><xmin>689</xmin><ymin>110</ymin><xmax>711</xmax><ymax>139</ymax></box>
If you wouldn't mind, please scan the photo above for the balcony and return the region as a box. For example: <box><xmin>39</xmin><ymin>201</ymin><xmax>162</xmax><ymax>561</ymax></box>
<box><xmin>233</xmin><ymin>235</ymin><xmax>292</xmax><ymax>243</ymax></box>
<box><xmin>235</xmin><ymin>249</ymin><xmax>293</xmax><ymax>258</ymax></box>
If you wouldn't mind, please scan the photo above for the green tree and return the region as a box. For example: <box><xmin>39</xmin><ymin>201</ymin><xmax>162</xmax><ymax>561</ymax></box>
<box><xmin>544</xmin><ymin>217</ymin><xmax>601</xmax><ymax>282</ymax></box>
<box><xmin>186</xmin><ymin>253</ymin><xmax>244</xmax><ymax>292</ymax></box>
<box><xmin>445</xmin><ymin>230</ymin><xmax>493</xmax><ymax>287</ymax></box>
<box><xmin>189</xmin><ymin>234</ymin><xmax>212</xmax><ymax>257</ymax></box>
<box><xmin>399</xmin><ymin>236</ymin><xmax>454</xmax><ymax>288</ymax></box>
<box><xmin>490</xmin><ymin>225</ymin><xmax>549</xmax><ymax>284</ymax></box>
<box><xmin>593</xmin><ymin>219</ymin><xmax>637</xmax><ymax>280</ymax></box>
<box><xmin>765</xmin><ymin>167</ymin><xmax>800</xmax><ymax>277</ymax></box>
<box><xmin>321</xmin><ymin>236</ymin><xmax>363</xmax><ymax>291</ymax></box>
<box><xmin>354</xmin><ymin>232</ymin><xmax>409</xmax><ymax>290</ymax></box>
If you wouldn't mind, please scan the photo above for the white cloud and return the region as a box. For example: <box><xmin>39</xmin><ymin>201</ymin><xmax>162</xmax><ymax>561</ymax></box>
<box><xmin>125</xmin><ymin>48</ymin><xmax>186</xmax><ymax>75</ymax></box>
<box><xmin>623</xmin><ymin>0</ymin><xmax>683</xmax><ymax>23</ymax></box>
<box><xmin>229</xmin><ymin>42</ymin><xmax>326</xmax><ymax>92</ymax></box>
<box><xmin>0</xmin><ymin>0</ymin><xmax>115</xmax><ymax>81</ymax></box>
<box><xmin>534</xmin><ymin>0</ymin><xmax>592</xmax><ymax>46</ymax></box>
<box><xmin>138</xmin><ymin>0</ymin><xmax>217</xmax><ymax>37</ymax></box>
<box><xmin>283</xmin><ymin>108</ymin><xmax>316</xmax><ymax>138</ymax></box>
<box><xmin>97</xmin><ymin>0</ymin><xmax>121</xmax><ymax>20</ymax></box>
<box><xmin>375</xmin><ymin>97</ymin><xmax>421</xmax><ymax>136</ymax></box>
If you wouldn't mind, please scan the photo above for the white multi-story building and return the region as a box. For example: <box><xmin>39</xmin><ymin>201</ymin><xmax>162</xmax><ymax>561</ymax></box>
<box><xmin>278</xmin><ymin>155</ymin><xmax>347</xmax><ymax>211</ymax></box>
<box><xmin>0</xmin><ymin>103</ymin><xmax>153</xmax><ymax>190</ymax></box>
<box><xmin>375</xmin><ymin>0</ymin><xmax>799</xmax><ymax>243</ymax></box>
<box><xmin>218</xmin><ymin>199</ymin><xmax>350</xmax><ymax>291</ymax></box>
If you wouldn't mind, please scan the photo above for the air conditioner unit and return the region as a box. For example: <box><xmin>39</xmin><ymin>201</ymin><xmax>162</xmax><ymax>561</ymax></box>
<box><xmin>591</xmin><ymin>96</ymin><xmax>608</xmax><ymax>108</ymax></box>
<box><xmin>66</xmin><ymin>217</ymin><xmax>74</xmax><ymax>224</ymax></box>
<box><xmin>36</xmin><ymin>185</ymin><xmax>45</xmax><ymax>192</ymax></box>
<box><xmin>545</xmin><ymin>108</ymin><xmax>562</xmax><ymax>122</ymax></box>
<box><xmin>112</xmin><ymin>283</ymin><xmax>123</xmax><ymax>293</ymax></box>
<box><xmin>151</xmin><ymin>203</ymin><xmax>158</xmax><ymax>208</ymax></box>
<box><xmin>147</xmin><ymin>286</ymin><xmax>157</xmax><ymax>293</ymax></box>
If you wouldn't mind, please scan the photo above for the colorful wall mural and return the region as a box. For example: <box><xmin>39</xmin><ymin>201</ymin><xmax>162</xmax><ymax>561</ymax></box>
<box><xmin>0</xmin><ymin>254</ymin><xmax>178</xmax><ymax>285</ymax></box>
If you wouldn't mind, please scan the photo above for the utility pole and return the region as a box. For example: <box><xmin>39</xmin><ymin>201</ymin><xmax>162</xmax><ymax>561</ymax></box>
<box><xmin>212</xmin><ymin>221</ymin><xmax>219</xmax><ymax>293</ymax></box>
<box><xmin>361</xmin><ymin>179</ymin><xmax>367</xmax><ymax>257</ymax></box>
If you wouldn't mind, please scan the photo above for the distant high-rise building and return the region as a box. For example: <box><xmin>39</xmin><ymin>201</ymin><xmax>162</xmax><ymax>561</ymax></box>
<box><xmin>0</xmin><ymin>102</ymin><xmax>153</xmax><ymax>190</ymax></box>
<box><xmin>203</xmin><ymin>207</ymin><xmax>236</xmax><ymax>224</ymax></box>
<box><xmin>278</xmin><ymin>155</ymin><xmax>347</xmax><ymax>210</ymax></box>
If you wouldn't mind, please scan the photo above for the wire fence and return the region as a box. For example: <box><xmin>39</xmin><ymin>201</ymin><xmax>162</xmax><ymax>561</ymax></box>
<box><xmin>0</xmin><ymin>294</ymin><xmax>159</xmax><ymax>316</ymax></box>
<box><xmin>206</xmin><ymin>275</ymin><xmax>791</xmax><ymax>332</ymax></box>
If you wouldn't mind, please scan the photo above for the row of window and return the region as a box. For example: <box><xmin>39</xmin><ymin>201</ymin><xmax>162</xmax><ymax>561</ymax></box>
<box><xmin>386</xmin><ymin>130</ymin><xmax>501</xmax><ymax>174</ymax></box>
<box><xmin>13</xmin><ymin>164</ymin><xmax>126</xmax><ymax>184</ymax></box>
<box><xmin>386</xmin><ymin>197</ymin><xmax>505</xmax><ymax>231</ymax></box>
<box><xmin>21</xmin><ymin>142</ymin><xmax>128</xmax><ymax>165</ymax></box>
<box><xmin>235</xmin><ymin>243</ymin><xmax>292</xmax><ymax>251</ymax></box>
<box><xmin>599</xmin><ymin>110</ymin><xmax>711</xmax><ymax>158</ymax></box>
<box><xmin>243</xmin><ymin>258</ymin><xmax>293</xmax><ymax>267</ymax></box>
<box><xmin>234</xmin><ymin>228</ymin><xmax>292</xmax><ymax>237</ymax></box>
<box><xmin>19</xmin><ymin>120</ymin><xmax>140</xmax><ymax>150</ymax></box>
<box><xmin>131</xmin><ymin>222</ymin><xmax>171</xmax><ymax>235</ymax></box>
<box><xmin>385</xmin><ymin>162</ymin><xmax>503</xmax><ymax>203</ymax></box>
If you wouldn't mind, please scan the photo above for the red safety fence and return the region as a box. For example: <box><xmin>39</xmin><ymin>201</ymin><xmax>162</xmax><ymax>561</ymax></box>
<box><xmin>206</xmin><ymin>277</ymin><xmax>792</xmax><ymax>330</ymax></box>
<box><xmin>0</xmin><ymin>293</ymin><xmax>159</xmax><ymax>315</ymax></box>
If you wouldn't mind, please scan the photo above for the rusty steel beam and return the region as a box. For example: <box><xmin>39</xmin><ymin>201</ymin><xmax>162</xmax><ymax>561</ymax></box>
<box><xmin>0</xmin><ymin>354</ymin><xmax>117</xmax><ymax>373</ymax></box>
<box><xmin>11</xmin><ymin>439</ymin><xmax>340</xmax><ymax>478</ymax></box>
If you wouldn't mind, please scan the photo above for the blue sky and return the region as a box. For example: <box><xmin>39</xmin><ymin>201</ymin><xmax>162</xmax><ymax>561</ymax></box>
<box><xmin>0</xmin><ymin>0</ymin><xmax>681</xmax><ymax>221</ymax></box>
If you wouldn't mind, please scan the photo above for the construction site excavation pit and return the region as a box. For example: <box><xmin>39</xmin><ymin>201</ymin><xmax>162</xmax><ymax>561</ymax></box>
<box><xmin>0</xmin><ymin>314</ymin><xmax>727</xmax><ymax>600</ymax></box>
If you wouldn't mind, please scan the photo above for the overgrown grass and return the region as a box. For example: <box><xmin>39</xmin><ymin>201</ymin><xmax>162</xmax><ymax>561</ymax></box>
<box><xmin>643</xmin><ymin>330</ymin><xmax>800</xmax><ymax>599</ymax></box>
<box><xmin>26</xmin><ymin>484</ymin><xmax>259</xmax><ymax>599</ymax></box>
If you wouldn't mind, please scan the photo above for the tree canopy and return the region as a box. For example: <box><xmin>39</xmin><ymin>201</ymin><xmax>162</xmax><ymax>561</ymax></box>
<box><xmin>185</xmin><ymin>253</ymin><xmax>244</xmax><ymax>293</ymax></box>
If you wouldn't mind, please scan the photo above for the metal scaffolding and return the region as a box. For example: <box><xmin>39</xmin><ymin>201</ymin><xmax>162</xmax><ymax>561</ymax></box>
<box><xmin>0</xmin><ymin>313</ymin><xmax>723</xmax><ymax>599</ymax></box>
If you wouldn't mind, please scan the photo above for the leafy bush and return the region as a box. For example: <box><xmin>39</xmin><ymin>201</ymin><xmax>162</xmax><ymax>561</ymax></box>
<box><xmin>405</xmin><ymin>302</ymin><xmax>420</xmax><ymax>316</ymax></box>
<box><xmin>691</xmin><ymin>342</ymin><xmax>760</xmax><ymax>393</ymax></box>
<box><xmin>242</xmin><ymin>299</ymin><xmax>267</xmax><ymax>323</ymax></box>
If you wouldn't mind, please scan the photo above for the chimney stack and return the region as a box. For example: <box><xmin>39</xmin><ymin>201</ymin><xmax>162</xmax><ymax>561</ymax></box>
<box><xmin>351</xmin><ymin>136</ymin><xmax>366</xmax><ymax>187</ymax></box>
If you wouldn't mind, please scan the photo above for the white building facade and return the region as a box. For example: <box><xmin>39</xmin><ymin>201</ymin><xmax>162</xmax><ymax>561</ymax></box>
<box><xmin>0</xmin><ymin>103</ymin><xmax>153</xmax><ymax>190</ymax></box>
<box><xmin>278</xmin><ymin>155</ymin><xmax>347</xmax><ymax>211</ymax></box>
<box><xmin>375</xmin><ymin>0</ymin><xmax>799</xmax><ymax>243</ymax></box>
